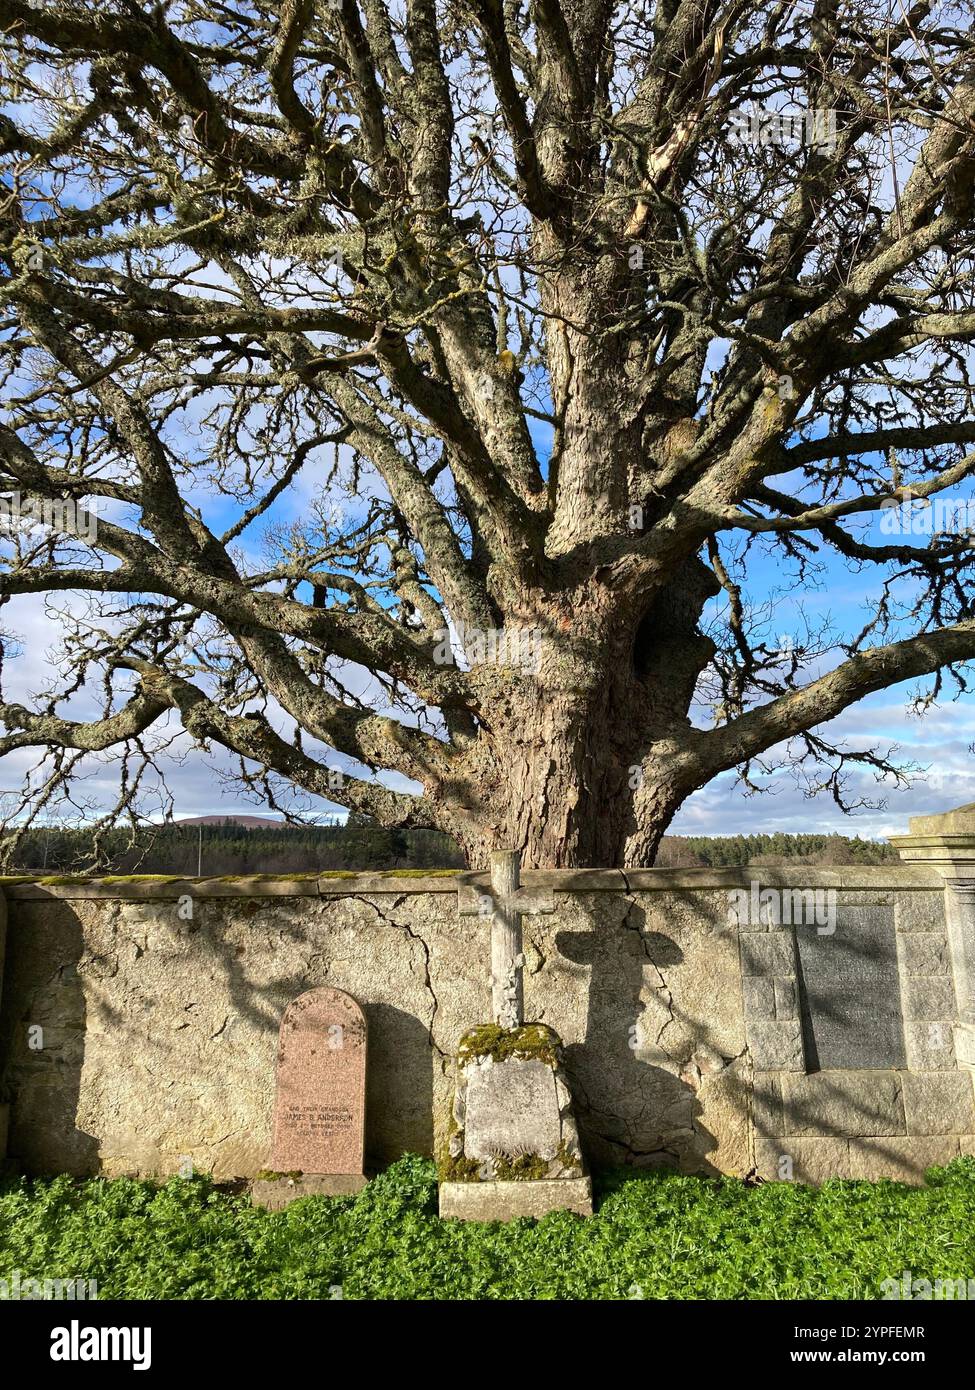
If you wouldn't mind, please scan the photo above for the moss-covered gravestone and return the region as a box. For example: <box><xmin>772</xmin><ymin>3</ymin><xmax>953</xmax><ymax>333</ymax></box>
<box><xmin>440</xmin><ymin>853</ymin><xmax>592</xmax><ymax>1220</ymax></box>
<box><xmin>439</xmin><ymin>1023</ymin><xmax>591</xmax><ymax>1218</ymax></box>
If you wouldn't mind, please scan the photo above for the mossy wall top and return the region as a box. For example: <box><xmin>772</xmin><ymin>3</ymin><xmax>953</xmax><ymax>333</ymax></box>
<box><xmin>0</xmin><ymin>866</ymin><xmax>968</xmax><ymax>1190</ymax></box>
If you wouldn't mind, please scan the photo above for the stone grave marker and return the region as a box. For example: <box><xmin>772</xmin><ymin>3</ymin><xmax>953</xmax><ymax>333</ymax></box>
<box><xmin>252</xmin><ymin>985</ymin><xmax>368</xmax><ymax>1209</ymax></box>
<box><xmin>441</xmin><ymin>850</ymin><xmax>592</xmax><ymax>1221</ymax></box>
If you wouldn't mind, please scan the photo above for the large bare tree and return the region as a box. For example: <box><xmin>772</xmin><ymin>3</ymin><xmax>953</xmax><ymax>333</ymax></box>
<box><xmin>1</xmin><ymin>0</ymin><xmax>975</xmax><ymax>867</ymax></box>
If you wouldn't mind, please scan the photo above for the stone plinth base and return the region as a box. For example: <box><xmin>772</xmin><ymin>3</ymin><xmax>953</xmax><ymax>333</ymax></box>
<box><xmin>251</xmin><ymin>1173</ymin><xmax>367</xmax><ymax>1210</ymax></box>
<box><xmin>439</xmin><ymin>1177</ymin><xmax>593</xmax><ymax>1221</ymax></box>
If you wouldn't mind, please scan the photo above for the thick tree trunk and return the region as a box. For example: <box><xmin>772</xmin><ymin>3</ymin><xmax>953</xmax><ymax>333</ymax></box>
<box><xmin>440</xmin><ymin>560</ymin><xmax>716</xmax><ymax>869</ymax></box>
<box><xmin>451</xmin><ymin>723</ymin><xmax>690</xmax><ymax>870</ymax></box>
<box><xmin>428</xmin><ymin>254</ymin><xmax>721</xmax><ymax>870</ymax></box>
<box><xmin>455</xmin><ymin>704</ymin><xmax>640</xmax><ymax>868</ymax></box>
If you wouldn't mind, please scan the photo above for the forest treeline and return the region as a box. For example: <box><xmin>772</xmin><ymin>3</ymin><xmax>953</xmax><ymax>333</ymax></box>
<box><xmin>3</xmin><ymin>820</ymin><xmax>465</xmax><ymax>875</ymax></box>
<box><xmin>2</xmin><ymin>820</ymin><xmax>895</xmax><ymax>875</ymax></box>
<box><xmin>653</xmin><ymin>832</ymin><xmax>896</xmax><ymax>868</ymax></box>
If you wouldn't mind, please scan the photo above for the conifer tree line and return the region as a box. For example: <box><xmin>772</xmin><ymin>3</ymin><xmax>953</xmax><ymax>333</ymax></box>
<box><xmin>2</xmin><ymin>820</ymin><xmax>893</xmax><ymax>875</ymax></box>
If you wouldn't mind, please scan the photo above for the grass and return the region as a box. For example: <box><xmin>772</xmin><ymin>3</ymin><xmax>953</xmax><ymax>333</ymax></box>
<box><xmin>2</xmin><ymin>1154</ymin><xmax>974</xmax><ymax>1300</ymax></box>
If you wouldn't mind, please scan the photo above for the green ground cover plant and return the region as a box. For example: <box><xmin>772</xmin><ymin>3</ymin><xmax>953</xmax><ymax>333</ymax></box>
<box><xmin>2</xmin><ymin>1155</ymin><xmax>974</xmax><ymax>1301</ymax></box>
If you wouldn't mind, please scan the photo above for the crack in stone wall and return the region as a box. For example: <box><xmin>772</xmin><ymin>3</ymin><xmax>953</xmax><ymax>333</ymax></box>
<box><xmin>350</xmin><ymin>894</ymin><xmax>445</xmax><ymax>1060</ymax></box>
<box><xmin>0</xmin><ymin>875</ymin><xmax>971</xmax><ymax>1184</ymax></box>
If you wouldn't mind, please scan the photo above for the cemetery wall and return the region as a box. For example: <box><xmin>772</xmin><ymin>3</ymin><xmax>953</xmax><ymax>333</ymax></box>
<box><xmin>1</xmin><ymin>863</ymin><xmax>974</xmax><ymax>1185</ymax></box>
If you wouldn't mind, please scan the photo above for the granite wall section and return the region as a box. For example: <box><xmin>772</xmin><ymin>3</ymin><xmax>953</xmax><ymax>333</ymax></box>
<box><xmin>1</xmin><ymin>865</ymin><xmax>972</xmax><ymax>1184</ymax></box>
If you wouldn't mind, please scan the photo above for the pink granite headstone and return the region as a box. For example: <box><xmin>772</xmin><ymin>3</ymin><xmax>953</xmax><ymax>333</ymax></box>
<box><xmin>270</xmin><ymin>987</ymin><xmax>367</xmax><ymax>1175</ymax></box>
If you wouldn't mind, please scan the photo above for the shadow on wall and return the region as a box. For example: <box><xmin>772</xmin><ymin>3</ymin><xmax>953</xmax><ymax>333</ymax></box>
<box><xmin>557</xmin><ymin>898</ymin><xmax>725</xmax><ymax>1175</ymax></box>
<box><xmin>362</xmin><ymin>1002</ymin><xmax>434</xmax><ymax>1166</ymax></box>
<box><xmin>1</xmin><ymin>890</ymin><xmax>735</xmax><ymax>1179</ymax></box>
<box><xmin>0</xmin><ymin>897</ymin><xmax>437</xmax><ymax>1178</ymax></box>
<box><xmin>1</xmin><ymin>902</ymin><xmax>99</xmax><ymax>1175</ymax></box>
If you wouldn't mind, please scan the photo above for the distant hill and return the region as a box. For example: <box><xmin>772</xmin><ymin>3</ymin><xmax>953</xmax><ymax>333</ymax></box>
<box><xmin>176</xmin><ymin>815</ymin><xmax>295</xmax><ymax>829</ymax></box>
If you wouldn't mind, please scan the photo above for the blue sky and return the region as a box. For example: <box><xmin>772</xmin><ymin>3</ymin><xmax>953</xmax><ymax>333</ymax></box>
<box><xmin>3</xmin><ymin>418</ymin><xmax>972</xmax><ymax>844</ymax></box>
<box><xmin>1</xmin><ymin>169</ymin><xmax>971</xmax><ymax>844</ymax></box>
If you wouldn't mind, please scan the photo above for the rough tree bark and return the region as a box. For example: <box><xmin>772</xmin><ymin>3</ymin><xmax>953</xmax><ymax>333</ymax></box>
<box><xmin>2</xmin><ymin>2</ymin><xmax>975</xmax><ymax>868</ymax></box>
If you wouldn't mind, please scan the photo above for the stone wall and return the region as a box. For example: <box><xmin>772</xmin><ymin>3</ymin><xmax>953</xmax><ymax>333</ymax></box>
<box><xmin>3</xmin><ymin>851</ymin><xmax>975</xmax><ymax>1185</ymax></box>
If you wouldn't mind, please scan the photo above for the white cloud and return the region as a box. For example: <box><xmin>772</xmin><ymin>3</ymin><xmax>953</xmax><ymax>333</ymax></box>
<box><xmin>3</xmin><ymin>562</ymin><xmax>973</xmax><ymax>846</ymax></box>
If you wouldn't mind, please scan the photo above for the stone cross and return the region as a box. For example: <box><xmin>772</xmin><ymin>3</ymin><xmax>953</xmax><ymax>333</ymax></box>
<box><xmin>458</xmin><ymin>850</ymin><xmax>554</xmax><ymax>1028</ymax></box>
